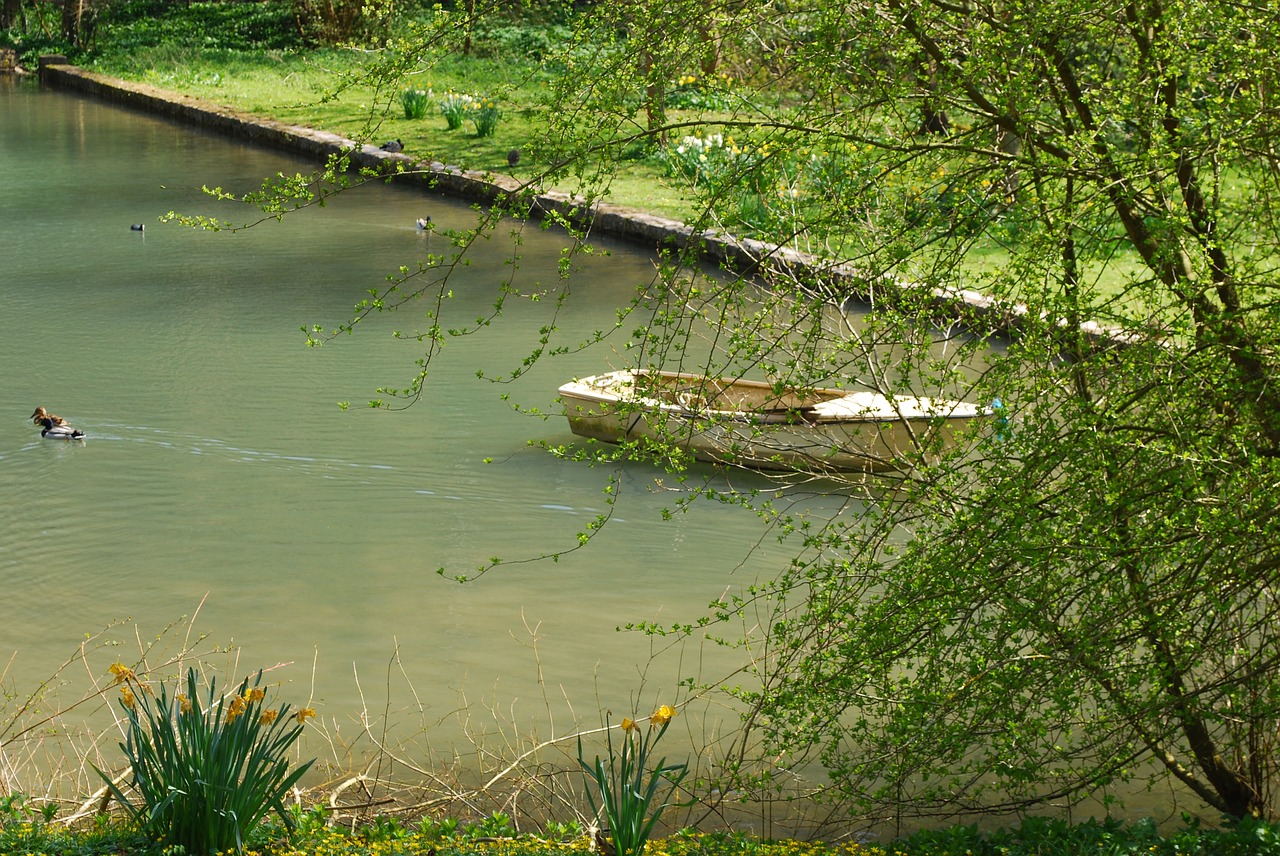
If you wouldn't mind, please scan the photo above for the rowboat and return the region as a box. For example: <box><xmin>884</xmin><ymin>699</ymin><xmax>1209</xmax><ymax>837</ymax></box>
<box><xmin>557</xmin><ymin>369</ymin><xmax>988</xmax><ymax>473</ymax></box>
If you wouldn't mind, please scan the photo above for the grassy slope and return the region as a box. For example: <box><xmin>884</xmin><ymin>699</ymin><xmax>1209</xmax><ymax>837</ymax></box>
<box><xmin>75</xmin><ymin>3</ymin><xmax>1169</xmax><ymax>316</ymax></box>
<box><xmin>84</xmin><ymin>41</ymin><xmax>701</xmax><ymax>223</ymax></box>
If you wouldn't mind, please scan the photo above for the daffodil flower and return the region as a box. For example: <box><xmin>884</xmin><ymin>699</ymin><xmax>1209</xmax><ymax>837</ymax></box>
<box><xmin>109</xmin><ymin>662</ymin><xmax>137</xmax><ymax>684</ymax></box>
<box><xmin>651</xmin><ymin>704</ymin><xmax>677</xmax><ymax>727</ymax></box>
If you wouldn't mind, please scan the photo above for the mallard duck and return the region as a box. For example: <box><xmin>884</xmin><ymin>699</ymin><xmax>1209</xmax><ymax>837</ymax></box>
<box><xmin>31</xmin><ymin>406</ymin><xmax>68</xmax><ymax>427</ymax></box>
<box><xmin>39</xmin><ymin>420</ymin><xmax>86</xmax><ymax>440</ymax></box>
<box><xmin>380</xmin><ymin>139</ymin><xmax>404</xmax><ymax>153</ymax></box>
<box><xmin>32</xmin><ymin>407</ymin><xmax>85</xmax><ymax>440</ymax></box>
<box><xmin>416</xmin><ymin>216</ymin><xmax>431</xmax><ymax>230</ymax></box>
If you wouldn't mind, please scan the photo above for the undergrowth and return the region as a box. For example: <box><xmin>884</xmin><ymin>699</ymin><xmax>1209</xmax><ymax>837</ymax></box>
<box><xmin>2</xmin><ymin>815</ymin><xmax>1279</xmax><ymax>856</ymax></box>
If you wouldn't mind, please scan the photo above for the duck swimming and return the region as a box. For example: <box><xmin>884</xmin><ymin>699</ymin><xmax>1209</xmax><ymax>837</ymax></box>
<box><xmin>32</xmin><ymin>407</ymin><xmax>85</xmax><ymax>440</ymax></box>
<box><xmin>31</xmin><ymin>406</ymin><xmax>68</xmax><ymax>427</ymax></box>
<box><xmin>416</xmin><ymin>216</ymin><xmax>431</xmax><ymax>230</ymax></box>
<box><xmin>39</xmin><ymin>420</ymin><xmax>86</xmax><ymax>440</ymax></box>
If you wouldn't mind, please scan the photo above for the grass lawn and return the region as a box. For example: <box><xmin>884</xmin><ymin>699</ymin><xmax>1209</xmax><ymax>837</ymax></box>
<box><xmin>83</xmin><ymin>43</ymin><xmax>703</xmax><ymax>224</ymax></box>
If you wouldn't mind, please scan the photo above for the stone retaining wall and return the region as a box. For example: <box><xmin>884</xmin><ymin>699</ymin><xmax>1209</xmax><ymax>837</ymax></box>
<box><xmin>36</xmin><ymin>61</ymin><xmax>705</xmax><ymax>253</ymax></box>
<box><xmin>38</xmin><ymin>59</ymin><xmax>1127</xmax><ymax>343</ymax></box>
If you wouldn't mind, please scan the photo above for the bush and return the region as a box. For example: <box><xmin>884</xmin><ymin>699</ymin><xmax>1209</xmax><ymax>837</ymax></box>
<box><xmin>401</xmin><ymin>86</ymin><xmax>431</xmax><ymax>119</ymax></box>
<box><xmin>470</xmin><ymin>96</ymin><xmax>501</xmax><ymax>137</ymax></box>
<box><xmin>94</xmin><ymin>0</ymin><xmax>300</xmax><ymax>52</ymax></box>
<box><xmin>98</xmin><ymin>665</ymin><xmax>316</xmax><ymax>855</ymax></box>
<box><xmin>439</xmin><ymin>90</ymin><xmax>474</xmax><ymax>129</ymax></box>
<box><xmin>468</xmin><ymin>23</ymin><xmax>571</xmax><ymax>60</ymax></box>
<box><xmin>665</xmin><ymin>72</ymin><xmax>735</xmax><ymax>111</ymax></box>
<box><xmin>579</xmin><ymin>705</ymin><xmax>688</xmax><ymax>856</ymax></box>
<box><xmin>885</xmin><ymin>816</ymin><xmax>1280</xmax><ymax>855</ymax></box>
<box><xmin>292</xmin><ymin>0</ymin><xmax>390</xmax><ymax>46</ymax></box>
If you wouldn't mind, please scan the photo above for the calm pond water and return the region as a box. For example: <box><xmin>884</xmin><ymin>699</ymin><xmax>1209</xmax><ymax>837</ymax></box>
<box><xmin>0</xmin><ymin>75</ymin><xmax>842</xmax><ymax>781</ymax></box>
<box><xmin>1</xmin><ymin>76</ymin><xmax>1192</xmax><ymax>833</ymax></box>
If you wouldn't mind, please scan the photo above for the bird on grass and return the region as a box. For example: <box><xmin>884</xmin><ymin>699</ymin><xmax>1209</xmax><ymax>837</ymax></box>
<box><xmin>380</xmin><ymin>139</ymin><xmax>404</xmax><ymax>153</ymax></box>
<box><xmin>31</xmin><ymin>407</ymin><xmax>85</xmax><ymax>440</ymax></box>
<box><xmin>507</xmin><ymin>148</ymin><xmax>521</xmax><ymax>167</ymax></box>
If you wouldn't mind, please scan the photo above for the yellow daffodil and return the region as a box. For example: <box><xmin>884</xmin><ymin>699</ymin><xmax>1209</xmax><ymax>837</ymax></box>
<box><xmin>121</xmin><ymin>687</ymin><xmax>136</xmax><ymax>709</ymax></box>
<box><xmin>296</xmin><ymin>707</ymin><xmax>316</xmax><ymax>723</ymax></box>
<box><xmin>109</xmin><ymin>662</ymin><xmax>136</xmax><ymax>684</ymax></box>
<box><xmin>650</xmin><ymin>704</ymin><xmax>677</xmax><ymax>726</ymax></box>
<box><xmin>260</xmin><ymin>709</ymin><xmax>279</xmax><ymax>725</ymax></box>
<box><xmin>621</xmin><ymin>717</ymin><xmax>638</xmax><ymax>733</ymax></box>
<box><xmin>247</xmin><ymin>687</ymin><xmax>266</xmax><ymax>703</ymax></box>
<box><xmin>225</xmin><ymin>694</ymin><xmax>247</xmax><ymax>723</ymax></box>
<box><xmin>176</xmin><ymin>694</ymin><xmax>193</xmax><ymax>714</ymax></box>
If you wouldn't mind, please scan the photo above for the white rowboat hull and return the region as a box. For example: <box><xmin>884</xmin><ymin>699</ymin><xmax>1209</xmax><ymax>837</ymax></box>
<box><xmin>558</xmin><ymin>370</ymin><xmax>987</xmax><ymax>473</ymax></box>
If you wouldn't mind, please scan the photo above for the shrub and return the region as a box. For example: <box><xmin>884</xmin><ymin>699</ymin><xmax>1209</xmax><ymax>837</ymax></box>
<box><xmin>468</xmin><ymin>23</ymin><xmax>571</xmax><ymax>60</ymax></box>
<box><xmin>665</xmin><ymin>73</ymin><xmax>735</xmax><ymax>111</ymax></box>
<box><xmin>658</xmin><ymin>132</ymin><xmax>754</xmax><ymax>191</ymax></box>
<box><xmin>292</xmin><ymin>0</ymin><xmax>391</xmax><ymax>46</ymax></box>
<box><xmin>401</xmin><ymin>86</ymin><xmax>432</xmax><ymax>119</ymax></box>
<box><xmin>439</xmin><ymin>90</ymin><xmax>474</xmax><ymax>129</ymax></box>
<box><xmin>98</xmin><ymin>664</ymin><xmax>316</xmax><ymax>855</ymax></box>
<box><xmin>579</xmin><ymin>705</ymin><xmax>688</xmax><ymax>856</ymax></box>
<box><xmin>470</xmin><ymin>96</ymin><xmax>501</xmax><ymax>137</ymax></box>
<box><xmin>94</xmin><ymin>0</ymin><xmax>300</xmax><ymax>52</ymax></box>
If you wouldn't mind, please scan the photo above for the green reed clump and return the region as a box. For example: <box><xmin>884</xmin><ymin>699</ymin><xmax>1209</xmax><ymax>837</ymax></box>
<box><xmin>401</xmin><ymin>87</ymin><xmax>432</xmax><ymax>119</ymax></box>
<box><xmin>439</xmin><ymin>91</ymin><xmax>475</xmax><ymax>129</ymax></box>
<box><xmin>470</xmin><ymin>96</ymin><xmax>502</xmax><ymax>137</ymax></box>
<box><xmin>579</xmin><ymin>704</ymin><xmax>688</xmax><ymax>856</ymax></box>
<box><xmin>97</xmin><ymin>664</ymin><xmax>316</xmax><ymax>854</ymax></box>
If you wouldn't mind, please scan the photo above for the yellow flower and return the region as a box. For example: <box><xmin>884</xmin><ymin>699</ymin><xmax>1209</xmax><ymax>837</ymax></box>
<box><xmin>225</xmin><ymin>694</ymin><xmax>247</xmax><ymax>723</ymax></box>
<box><xmin>650</xmin><ymin>704</ymin><xmax>676</xmax><ymax>727</ymax></box>
<box><xmin>260</xmin><ymin>709</ymin><xmax>279</xmax><ymax>725</ymax></box>
<box><xmin>296</xmin><ymin>707</ymin><xmax>316</xmax><ymax>724</ymax></box>
<box><xmin>247</xmin><ymin>687</ymin><xmax>266</xmax><ymax>703</ymax></box>
<box><xmin>176</xmin><ymin>694</ymin><xmax>193</xmax><ymax>714</ymax></box>
<box><xmin>121</xmin><ymin>687</ymin><xmax>136</xmax><ymax>709</ymax></box>
<box><xmin>621</xmin><ymin>717</ymin><xmax>638</xmax><ymax>733</ymax></box>
<box><xmin>109</xmin><ymin>662</ymin><xmax>136</xmax><ymax>684</ymax></box>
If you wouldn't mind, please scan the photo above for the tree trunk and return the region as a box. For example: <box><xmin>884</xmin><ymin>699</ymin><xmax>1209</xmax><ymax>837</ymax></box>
<box><xmin>462</xmin><ymin>0</ymin><xmax>474</xmax><ymax>55</ymax></box>
<box><xmin>60</xmin><ymin>0</ymin><xmax>89</xmax><ymax>46</ymax></box>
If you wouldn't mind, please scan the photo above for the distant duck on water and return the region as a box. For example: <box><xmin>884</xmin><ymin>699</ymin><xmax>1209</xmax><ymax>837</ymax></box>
<box><xmin>31</xmin><ymin>406</ymin><xmax>85</xmax><ymax>440</ymax></box>
<box><xmin>131</xmin><ymin>224</ymin><xmax>145</xmax><ymax>231</ymax></box>
<box><xmin>416</xmin><ymin>216</ymin><xmax>431</xmax><ymax>230</ymax></box>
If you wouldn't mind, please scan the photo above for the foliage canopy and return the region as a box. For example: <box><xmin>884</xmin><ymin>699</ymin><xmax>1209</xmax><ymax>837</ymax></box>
<box><xmin>138</xmin><ymin>0</ymin><xmax>1280</xmax><ymax>828</ymax></box>
<box><xmin>477</xmin><ymin>0</ymin><xmax>1280</xmax><ymax>824</ymax></box>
